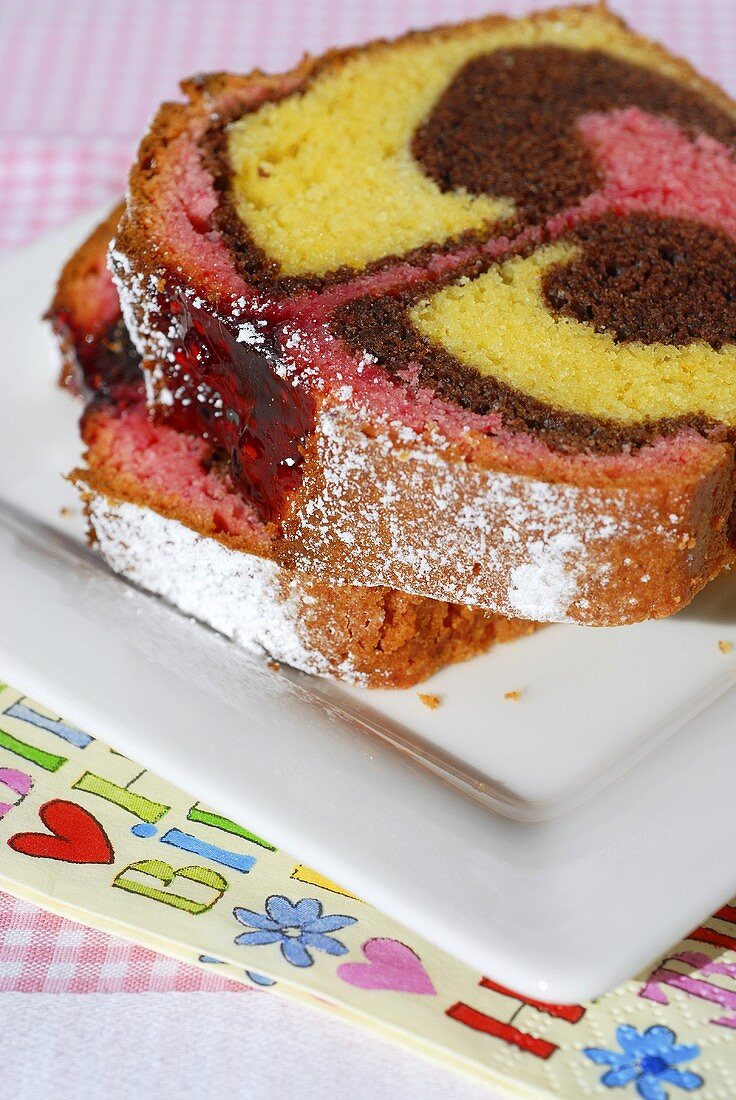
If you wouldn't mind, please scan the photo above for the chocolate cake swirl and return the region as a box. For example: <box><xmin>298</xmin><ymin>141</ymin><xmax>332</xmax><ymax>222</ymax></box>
<box><xmin>412</xmin><ymin>46</ymin><xmax>736</xmax><ymax>226</ymax></box>
<box><xmin>331</xmin><ymin>213</ymin><xmax>736</xmax><ymax>454</ymax></box>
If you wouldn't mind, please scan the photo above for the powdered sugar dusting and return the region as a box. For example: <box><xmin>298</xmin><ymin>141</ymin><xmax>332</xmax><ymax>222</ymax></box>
<box><xmin>88</xmin><ymin>494</ymin><xmax>369</xmax><ymax>685</ymax></box>
<box><xmin>288</xmin><ymin>401</ymin><xmax>680</xmax><ymax>624</ymax></box>
<box><xmin>508</xmin><ymin>533</ymin><xmax>585</xmax><ymax>620</ymax></box>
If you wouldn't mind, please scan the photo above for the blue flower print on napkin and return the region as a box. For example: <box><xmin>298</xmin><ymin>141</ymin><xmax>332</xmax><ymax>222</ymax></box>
<box><xmin>234</xmin><ymin>895</ymin><xmax>357</xmax><ymax>968</ymax></box>
<box><xmin>584</xmin><ymin>1025</ymin><xmax>703</xmax><ymax>1099</ymax></box>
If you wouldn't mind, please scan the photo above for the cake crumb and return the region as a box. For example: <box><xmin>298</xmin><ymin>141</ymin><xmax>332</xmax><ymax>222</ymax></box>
<box><xmin>718</xmin><ymin>640</ymin><xmax>733</xmax><ymax>654</ymax></box>
<box><xmin>267</xmin><ymin>659</ymin><xmax>281</xmax><ymax>672</ymax></box>
<box><xmin>59</xmin><ymin>506</ymin><xmax>72</xmax><ymax>518</ymax></box>
<box><xmin>418</xmin><ymin>693</ymin><xmax>441</xmax><ymax>710</ymax></box>
<box><xmin>504</xmin><ymin>689</ymin><xmax>523</xmax><ymax>701</ymax></box>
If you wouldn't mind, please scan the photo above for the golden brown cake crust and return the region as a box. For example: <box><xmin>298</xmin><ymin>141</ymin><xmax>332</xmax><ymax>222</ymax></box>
<box><xmin>279</xmin><ymin>409</ymin><xmax>736</xmax><ymax>626</ymax></box>
<box><xmin>49</xmin><ymin>204</ymin><xmax>124</xmax><ymax>328</ymax></box>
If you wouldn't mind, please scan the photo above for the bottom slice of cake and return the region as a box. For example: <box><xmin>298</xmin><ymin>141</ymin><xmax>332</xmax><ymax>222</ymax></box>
<box><xmin>74</xmin><ymin>400</ymin><xmax>534</xmax><ymax>688</ymax></box>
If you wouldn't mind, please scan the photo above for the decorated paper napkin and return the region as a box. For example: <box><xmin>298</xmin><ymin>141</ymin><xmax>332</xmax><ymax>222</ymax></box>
<box><xmin>0</xmin><ymin>683</ymin><xmax>734</xmax><ymax>1098</ymax></box>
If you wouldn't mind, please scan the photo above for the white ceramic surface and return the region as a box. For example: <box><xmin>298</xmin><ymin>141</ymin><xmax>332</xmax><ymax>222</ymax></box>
<box><xmin>0</xmin><ymin>209</ymin><xmax>734</xmax><ymax>1001</ymax></box>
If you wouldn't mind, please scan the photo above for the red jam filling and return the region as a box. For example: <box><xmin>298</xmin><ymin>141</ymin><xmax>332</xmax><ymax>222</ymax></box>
<box><xmin>54</xmin><ymin>310</ymin><xmax>145</xmax><ymax>405</ymax></box>
<box><xmin>155</xmin><ymin>293</ymin><xmax>315</xmax><ymax>523</ymax></box>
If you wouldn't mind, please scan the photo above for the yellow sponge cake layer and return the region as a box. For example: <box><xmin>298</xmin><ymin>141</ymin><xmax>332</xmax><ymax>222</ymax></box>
<box><xmin>411</xmin><ymin>238</ymin><xmax>736</xmax><ymax>426</ymax></box>
<box><xmin>226</xmin><ymin>7</ymin><xmax>699</xmax><ymax>278</ymax></box>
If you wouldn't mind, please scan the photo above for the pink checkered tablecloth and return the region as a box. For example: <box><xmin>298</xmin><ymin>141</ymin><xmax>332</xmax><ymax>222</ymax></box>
<box><xmin>0</xmin><ymin>0</ymin><xmax>732</xmax><ymax>1004</ymax></box>
<box><xmin>0</xmin><ymin>893</ymin><xmax>246</xmax><ymax>993</ymax></box>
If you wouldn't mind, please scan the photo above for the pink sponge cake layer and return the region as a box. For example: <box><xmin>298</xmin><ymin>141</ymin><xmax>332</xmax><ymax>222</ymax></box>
<box><xmin>79</xmin><ymin>402</ymin><xmax>266</xmax><ymax>552</ymax></box>
<box><xmin>548</xmin><ymin>108</ymin><xmax>736</xmax><ymax>242</ymax></box>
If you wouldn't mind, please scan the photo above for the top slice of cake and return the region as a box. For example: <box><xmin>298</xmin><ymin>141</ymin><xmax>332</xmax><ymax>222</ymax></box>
<box><xmin>112</xmin><ymin>4</ymin><xmax>736</xmax><ymax>625</ymax></box>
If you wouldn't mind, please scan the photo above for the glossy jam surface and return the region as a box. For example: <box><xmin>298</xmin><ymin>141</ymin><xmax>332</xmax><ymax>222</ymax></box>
<box><xmin>157</xmin><ymin>295</ymin><xmax>315</xmax><ymax>522</ymax></box>
<box><xmin>55</xmin><ymin>312</ymin><xmax>144</xmax><ymax>404</ymax></box>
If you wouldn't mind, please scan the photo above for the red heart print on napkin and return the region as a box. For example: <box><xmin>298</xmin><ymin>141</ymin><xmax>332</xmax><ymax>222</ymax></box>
<box><xmin>8</xmin><ymin>799</ymin><xmax>114</xmax><ymax>864</ymax></box>
<box><xmin>337</xmin><ymin>938</ymin><xmax>436</xmax><ymax>994</ymax></box>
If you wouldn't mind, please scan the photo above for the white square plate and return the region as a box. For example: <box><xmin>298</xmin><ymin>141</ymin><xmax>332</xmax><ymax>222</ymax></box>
<box><xmin>0</xmin><ymin>209</ymin><xmax>735</xmax><ymax>1001</ymax></box>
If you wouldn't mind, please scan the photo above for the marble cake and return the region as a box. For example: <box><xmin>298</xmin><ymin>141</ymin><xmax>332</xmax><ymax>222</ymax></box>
<box><xmin>102</xmin><ymin>6</ymin><xmax>736</xmax><ymax>623</ymax></box>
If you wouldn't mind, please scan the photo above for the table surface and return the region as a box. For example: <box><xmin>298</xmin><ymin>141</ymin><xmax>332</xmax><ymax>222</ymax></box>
<box><xmin>1</xmin><ymin>1</ymin><xmax>732</xmax><ymax>1096</ymax></box>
